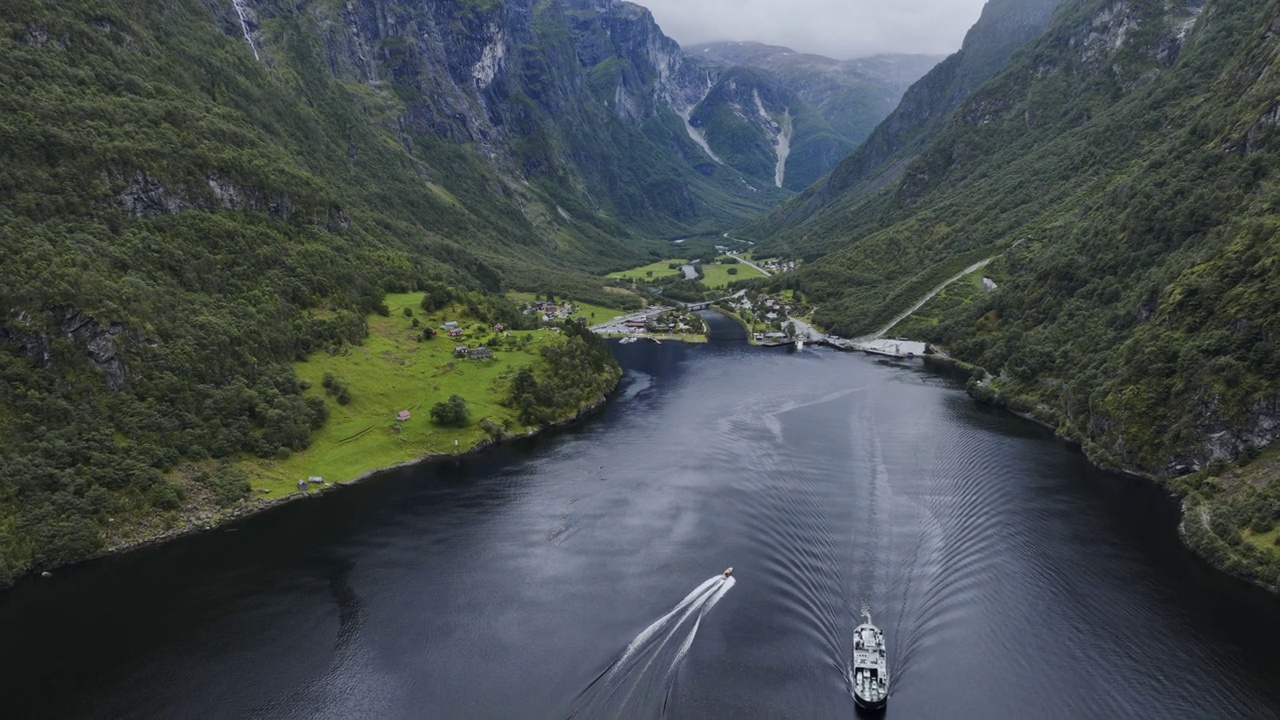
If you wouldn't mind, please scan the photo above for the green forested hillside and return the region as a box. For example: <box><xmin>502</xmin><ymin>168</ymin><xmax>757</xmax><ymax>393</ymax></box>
<box><xmin>745</xmin><ymin>0</ymin><xmax>1064</xmax><ymax>241</ymax></box>
<box><xmin>743</xmin><ymin>0</ymin><xmax>1280</xmax><ymax>587</ymax></box>
<box><xmin>0</xmin><ymin>0</ymin><xmax>779</xmax><ymax>583</ymax></box>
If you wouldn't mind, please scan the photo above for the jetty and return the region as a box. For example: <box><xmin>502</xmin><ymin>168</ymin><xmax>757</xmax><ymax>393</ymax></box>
<box><xmin>844</xmin><ymin>338</ymin><xmax>928</xmax><ymax>358</ymax></box>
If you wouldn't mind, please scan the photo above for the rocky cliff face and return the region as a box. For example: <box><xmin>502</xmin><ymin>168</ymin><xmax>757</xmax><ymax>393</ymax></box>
<box><xmin>678</xmin><ymin>42</ymin><xmax>942</xmax><ymax>191</ymax></box>
<box><xmin>196</xmin><ymin>0</ymin><xmax>955</xmax><ymax>234</ymax></box>
<box><xmin>196</xmin><ymin>0</ymin><xmax>788</xmax><ymax>241</ymax></box>
<box><xmin>1</xmin><ymin>308</ymin><xmax>127</xmax><ymax>391</ymax></box>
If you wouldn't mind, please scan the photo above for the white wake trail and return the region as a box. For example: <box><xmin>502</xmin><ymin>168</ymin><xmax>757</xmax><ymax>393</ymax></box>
<box><xmin>571</xmin><ymin>573</ymin><xmax>736</xmax><ymax>717</ymax></box>
<box><xmin>611</xmin><ymin>576</ymin><xmax>722</xmax><ymax>675</ymax></box>
<box><xmin>667</xmin><ymin>576</ymin><xmax>735</xmax><ymax>680</ymax></box>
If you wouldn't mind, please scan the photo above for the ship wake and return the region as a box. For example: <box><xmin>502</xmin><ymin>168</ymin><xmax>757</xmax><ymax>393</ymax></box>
<box><xmin>569</xmin><ymin>573</ymin><xmax>735</xmax><ymax>718</ymax></box>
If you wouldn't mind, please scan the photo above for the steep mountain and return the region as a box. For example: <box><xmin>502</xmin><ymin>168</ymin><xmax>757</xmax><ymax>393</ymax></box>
<box><xmin>0</xmin><ymin>0</ymin><xmax>807</xmax><ymax>582</ymax></box>
<box><xmin>746</xmin><ymin>0</ymin><xmax>1280</xmax><ymax>587</ymax></box>
<box><xmin>678</xmin><ymin>42</ymin><xmax>943</xmax><ymax>191</ymax></box>
<box><xmin>690</xmin><ymin>42</ymin><xmax>942</xmax><ymax>145</ymax></box>
<box><xmin>745</xmin><ymin>0</ymin><xmax>1064</xmax><ymax>242</ymax></box>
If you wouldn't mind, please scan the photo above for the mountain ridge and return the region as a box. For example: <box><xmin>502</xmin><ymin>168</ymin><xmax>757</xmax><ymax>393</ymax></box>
<box><xmin>0</xmin><ymin>0</ymin><xmax>843</xmax><ymax>582</ymax></box>
<box><xmin>740</xmin><ymin>0</ymin><xmax>1279</xmax><ymax>589</ymax></box>
<box><xmin>743</xmin><ymin>0</ymin><xmax>1065</xmax><ymax>242</ymax></box>
<box><xmin>676</xmin><ymin>41</ymin><xmax>942</xmax><ymax>190</ymax></box>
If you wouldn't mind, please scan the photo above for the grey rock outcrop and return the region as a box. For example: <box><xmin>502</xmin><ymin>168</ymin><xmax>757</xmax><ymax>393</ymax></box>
<box><xmin>1</xmin><ymin>308</ymin><xmax>127</xmax><ymax>391</ymax></box>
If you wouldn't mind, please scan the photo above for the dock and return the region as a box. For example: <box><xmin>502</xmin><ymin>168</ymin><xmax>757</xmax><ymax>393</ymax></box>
<box><xmin>822</xmin><ymin>336</ymin><xmax>930</xmax><ymax>358</ymax></box>
<box><xmin>847</xmin><ymin>338</ymin><xmax>928</xmax><ymax>358</ymax></box>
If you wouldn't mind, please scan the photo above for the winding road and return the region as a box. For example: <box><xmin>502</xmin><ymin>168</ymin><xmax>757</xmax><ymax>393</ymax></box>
<box><xmin>860</xmin><ymin>257</ymin><xmax>996</xmax><ymax>341</ymax></box>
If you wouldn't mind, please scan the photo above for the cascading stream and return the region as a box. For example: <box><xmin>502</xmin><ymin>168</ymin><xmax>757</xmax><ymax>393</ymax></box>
<box><xmin>230</xmin><ymin>0</ymin><xmax>260</xmax><ymax>61</ymax></box>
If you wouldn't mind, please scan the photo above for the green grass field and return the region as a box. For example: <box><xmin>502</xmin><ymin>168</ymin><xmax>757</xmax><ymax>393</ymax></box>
<box><xmin>606</xmin><ymin>259</ymin><xmax>686</xmax><ymax>282</ymax></box>
<box><xmin>238</xmin><ymin>293</ymin><xmax>557</xmax><ymax>495</ymax></box>
<box><xmin>1244</xmin><ymin>526</ymin><xmax>1280</xmax><ymax>552</ymax></box>
<box><xmin>700</xmin><ymin>260</ymin><xmax>765</xmax><ymax>289</ymax></box>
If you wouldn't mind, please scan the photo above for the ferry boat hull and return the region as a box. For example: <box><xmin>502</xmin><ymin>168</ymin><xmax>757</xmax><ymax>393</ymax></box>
<box><xmin>853</xmin><ymin>692</ymin><xmax>887</xmax><ymax>712</ymax></box>
<box><xmin>851</xmin><ymin>617</ymin><xmax>889</xmax><ymax>712</ymax></box>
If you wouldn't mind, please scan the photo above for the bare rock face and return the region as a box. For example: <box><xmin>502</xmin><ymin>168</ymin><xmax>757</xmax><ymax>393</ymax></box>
<box><xmin>119</xmin><ymin>173</ymin><xmax>188</xmax><ymax>217</ymax></box>
<box><xmin>1180</xmin><ymin>398</ymin><xmax>1280</xmax><ymax>473</ymax></box>
<box><xmin>0</xmin><ymin>310</ymin><xmax>53</xmax><ymax>367</ymax></box>
<box><xmin>1</xmin><ymin>308</ymin><xmax>127</xmax><ymax>391</ymax></box>
<box><xmin>61</xmin><ymin>309</ymin><xmax>127</xmax><ymax>391</ymax></box>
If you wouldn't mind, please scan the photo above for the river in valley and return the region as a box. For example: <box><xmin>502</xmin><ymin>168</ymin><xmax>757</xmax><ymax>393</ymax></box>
<box><xmin>2</xmin><ymin>313</ymin><xmax>1278</xmax><ymax>718</ymax></box>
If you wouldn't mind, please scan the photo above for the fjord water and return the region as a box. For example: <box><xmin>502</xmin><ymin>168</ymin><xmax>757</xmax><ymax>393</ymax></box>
<box><xmin>3</xmin><ymin>316</ymin><xmax>1279</xmax><ymax>718</ymax></box>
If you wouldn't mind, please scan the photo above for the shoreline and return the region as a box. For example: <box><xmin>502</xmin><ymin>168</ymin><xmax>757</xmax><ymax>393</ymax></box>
<box><xmin>706</xmin><ymin>305</ymin><xmax>757</xmax><ymax>343</ymax></box>
<box><xmin>15</xmin><ymin>386</ymin><xmax>619</xmax><ymax>586</ymax></box>
<box><xmin>921</xmin><ymin>354</ymin><xmax>1278</xmax><ymax>595</ymax></box>
<box><xmin>17</xmin><ymin>345</ymin><xmax>1273</xmax><ymax>598</ymax></box>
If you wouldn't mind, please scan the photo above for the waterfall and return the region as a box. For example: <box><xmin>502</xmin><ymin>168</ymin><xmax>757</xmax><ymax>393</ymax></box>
<box><xmin>230</xmin><ymin>0</ymin><xmax>260</xmax><ymax>61</ymax></box>
<box><xmin>773</xmin><ymin>116</ymin><xmax>792</xmax><ymax>189</ymax></box>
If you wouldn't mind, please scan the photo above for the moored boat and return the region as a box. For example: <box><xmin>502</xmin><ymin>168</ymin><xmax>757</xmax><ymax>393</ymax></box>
<box><xmin>852</xmin><ymin>613</ymin><xmax>888</xmax><ymax>711</ymax></box>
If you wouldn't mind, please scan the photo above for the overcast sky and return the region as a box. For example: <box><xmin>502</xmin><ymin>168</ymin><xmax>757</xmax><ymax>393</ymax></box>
<box><xmin>638</xmin><ymin>0</ymin><xmax>990</xmax><ymax>59</ymax></box>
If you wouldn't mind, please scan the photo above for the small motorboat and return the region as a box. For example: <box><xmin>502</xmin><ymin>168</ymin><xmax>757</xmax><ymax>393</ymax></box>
<box><xmin>723</xmin><ymin>567</ymin><xmax>734</xmax><ymax>578</ymax></box>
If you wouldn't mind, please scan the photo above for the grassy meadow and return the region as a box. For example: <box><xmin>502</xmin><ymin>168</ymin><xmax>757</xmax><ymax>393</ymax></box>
<box><xmin>606</xmin><ymin>259</ymin><xmax>687</xmax><ymax>282</ymax></box>
<box><xmin>700</xmin><ymin>260</ymin><xmax>765</xmax><ymax>289</ymax></box>
<box><xmin>237</xmin><ymin>293</ymin><xmax>558</xmax><ymax>496</ymax></box>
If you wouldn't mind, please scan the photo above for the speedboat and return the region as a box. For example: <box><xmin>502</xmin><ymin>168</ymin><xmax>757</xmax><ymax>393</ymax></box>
<box><xmin>723</xmin><ymin>567</ymin><xmax>733</xmax><ymax>578</ymax></box>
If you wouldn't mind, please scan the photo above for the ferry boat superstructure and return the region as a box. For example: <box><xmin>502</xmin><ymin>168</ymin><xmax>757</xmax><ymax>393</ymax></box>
<box><xmin>852</xmin><ymin>614</ymin><xmax>888</xmax><ymax>711</ymax></box>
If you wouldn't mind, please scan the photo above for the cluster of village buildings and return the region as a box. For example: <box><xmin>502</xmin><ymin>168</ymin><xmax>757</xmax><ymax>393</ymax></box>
<box><xmin>438</xmin><ymin>319</ymin><xmax>500</xmax><ymax>360</ymax></box>
<box><xmin>620</xmin><ymin>310</ymin><xmax>703</xmax><ymax>336</ymax></box>
<box><xmin>521</xmin><ymin>299</ymin><xmax>577</xmax><ymax>322</ymax></box>
<box><xmin>723</xmin><ymin>292</ymin><xmax>797</xmax><ymax>324</ymax></box>
<box><xmin>720</xmin><ymin>292</ymin><xmax>803</xmax><ymax>343</ymax></box>
<box><xmin>756</xmin><ymin>258</ymin><xmax>798</xmax><ymax>273</ymax></box>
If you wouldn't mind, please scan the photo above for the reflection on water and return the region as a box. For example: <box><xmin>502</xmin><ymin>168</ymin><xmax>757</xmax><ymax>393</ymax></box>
<box><xmin>1</xmin><ymin>342</ymin><xmax>1278</xmax><ymax>719</ymax></box>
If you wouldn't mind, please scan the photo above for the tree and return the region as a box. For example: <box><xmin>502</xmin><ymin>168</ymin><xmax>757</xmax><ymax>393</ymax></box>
<box><xmin>430</xmin><ymin>394</ymin><xmax>470</xmax><ymax>427</ymax></box>
<box><xmin>727</xmin><ymin>267</ymin><xmax>738</xmax><ymax>275</ymax></box>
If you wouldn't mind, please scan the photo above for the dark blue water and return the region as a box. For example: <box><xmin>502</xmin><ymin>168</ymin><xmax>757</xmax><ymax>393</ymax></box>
<box><xmin>2</xmin><ymin>320</ymin><xmax>1278</xmax><ymax>718</ymax></box>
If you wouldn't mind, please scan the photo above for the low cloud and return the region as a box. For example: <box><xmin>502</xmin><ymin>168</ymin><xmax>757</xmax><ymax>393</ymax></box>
<box><xmin>638</xmin><ymin>0</ymin><xmax>989</xmax><ymax>59</ymax></box>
